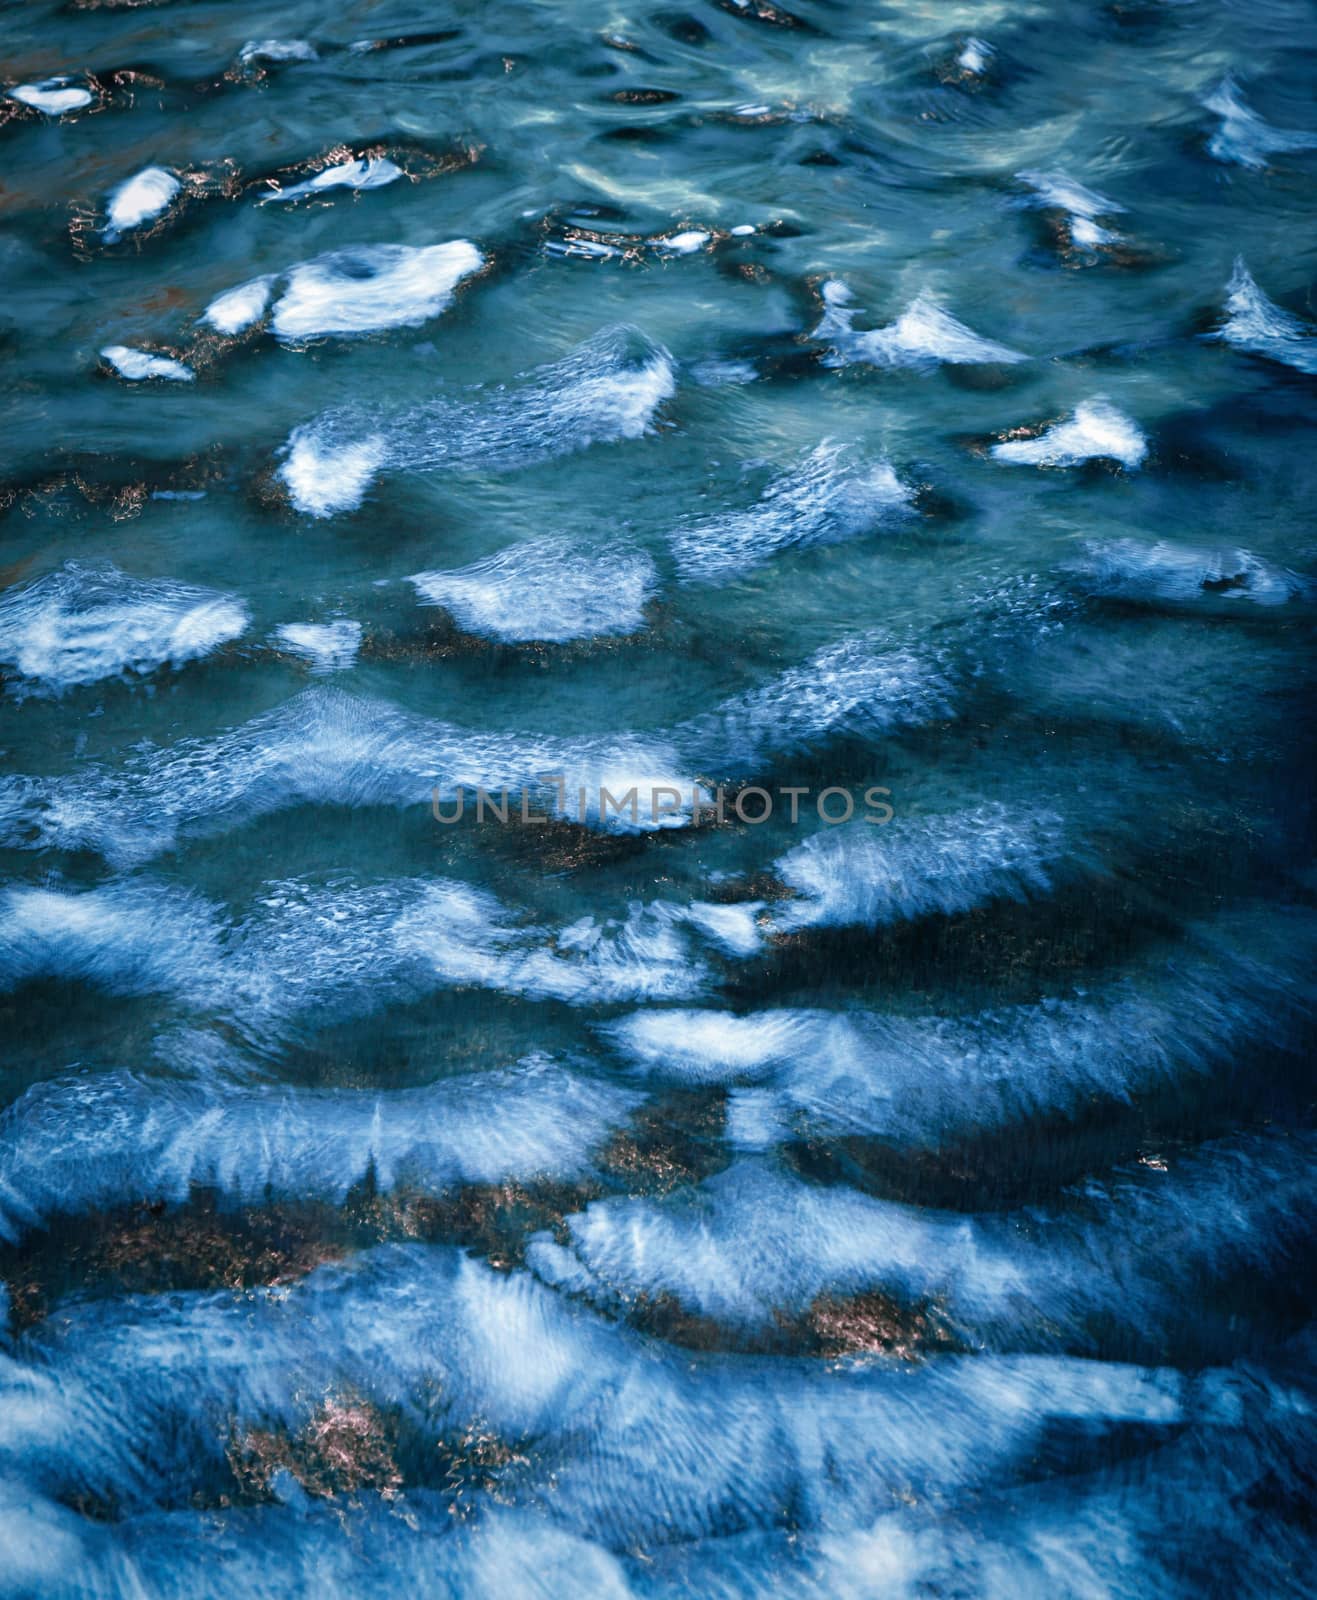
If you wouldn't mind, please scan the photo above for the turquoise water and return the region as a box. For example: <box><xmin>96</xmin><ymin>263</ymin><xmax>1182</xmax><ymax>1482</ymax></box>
<box><xmin>0</xmin><ymin>0</ymin><xmax>1315</xmax><ymax>1593</ymax></box>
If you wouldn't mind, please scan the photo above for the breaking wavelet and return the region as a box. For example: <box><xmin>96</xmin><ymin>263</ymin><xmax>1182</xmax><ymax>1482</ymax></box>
<box><xmin>812</xmin><ymin>282</ymin><xmax>1026</xmax><ymax>368</ymax></box>
<box><xmin>0</xmin><ymin>563</ymin><xmax>247</xmax><ymax>695</ymax></box>
<box><xmin>278</xmin><ymin>326</ymin><xmax>675</xmax><ymax>516</ymax></box>
<box><xmin>410</xmin><ymin>540</ymin><xmax>657</xmax><ymax>642</ymax></box>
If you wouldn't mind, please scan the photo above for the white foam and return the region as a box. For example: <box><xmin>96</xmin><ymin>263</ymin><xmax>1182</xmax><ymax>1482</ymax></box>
<box><xmin>269</xmin><ymin>240</ymin><xmax>483</xmax><ymax>341</ymax></box>
<box><xmin>1017</xmin><ymin>169</ymin><xmax>1125</xmax><ymax>250</ymax></box>
<box><xmin>0</xmin><ymin>1244</ymin><xmax>1196</xmax><ymax>1542</ymax></box>
<box><xmin>200</xmin><ymin>275</ymin><xmax>275</xmax><ymax>335</ymax></box>
<box><xmin>99</xmin><ymin>345</ymin><xmax>194</xmax><ymax>382</ymax></box>
<box><xmin>0</xmin><ymin>881</ymin><xmax>223</xmax><ymax>1003</ymax></box>
<box><xmin>670</xmin><ymin>440</ymin><xmax>912</xmax><ymax>582</ymax></box>
<box><xmin>0</xmin><ymin>562</ymin><xmax>247</xmax><ymax>693</ymax></box>
<box><xmin>0</xmin><ymin>1061</ymin><xmax>641</xmax><ymax>1244</ymax></box>
<box><xmin>8</xmin><ymin>78</ymin><xmax>93</xmax><ymax>114</ymax></box>
<box><xmin>273</xmin><ymin>620</ymin><xmax>363</xmax><ymax>672</ymax></box>
<box><xmin>0</xmin><ymin>687</ymin><xmax>705</xmax><ymax>862</ymax></box>
<box><xmin>529</xmin><ymin>1158</ymin><xmax>998</xmax><ymax>1331</ymax></box>
<box><xmin>990</xmin><ymin>399</ymin><xmax>1146</xmax><ymax>468</ymax></box>
<box><xmin>1204</xmin><ymin>76</ymin><xmax>1317</xmax><ymax>170</ymax></box>
<box><xmin>1017</xmin><ymin>169</ymin><xmax>1124</xmax><ymax>221</ymax></box>
<box><xmin>607</xmin><ymin>930</ymin><xmax>1312</xmax><ymax>1151</ymax></box>
<box><xmin>698</xmin><ymin>634</ymin><xmax>954</xmax><ymax>765</ymax></box>
<box><xmin>279</xmin><ymin>326</ymin><xmax>675</xmax><ymax>516</ymax></box>
<box><xmin>409</xmin><ymin>540</ymin><xmax>657</xmax><ymax>642</ymax></box>
<box><xmin>813</xmin><ymin>283</ymin><xmax>1025</xmax><ymax>368</ymax></box>
<box><xmin>102</xmin><ymin>166</ymin><xmax>180</xmax><ymax>242</ymax></box>
<box><xmin>259</xmin><ymin>156</ymin><xmax>404</xmax><ymax>205</ymax></box>
<box><xmin>1215</xmin><ymin>259</ymin><xmax>1317</xmax><ymax>375</ymax></box>
<box><xmin>238</xmin><ymin>39</ymin><xmax>319</xmax><ymax>64</ymax></box>
<box><xmin>531</xmin><ymin>1133</ymin><xmax>1317</xmax><ymax>1357</ymax></box>
<box><xmin>957</xmin><ymin>38</ymin><xmax>993</xmax><ymax>75</ymax></box>
<box><xmin>679</xmin><ymin>900</ymin><xmax>765</xmax><ymax>957</ymax></box>
<box><xmin>279</xmin><ymin>430</ymin><xmax>388</xmax><ymax>517</ymax></box>
<box><xmin>1074</xmin><ymin>538</ymin><xmax>1308</xmax><ymax>608</ymax></box>
<box><xmin>654</xmin><ymin>230</ymin><xmax>710</xmax><ymax>254</ymax></box>
<box><xmin>769</xmin><ymin>806</ymin><xmax>1064</xmax><ymax>933</ymax></box>
<box><xmin>604</xmin><ymin>1008</ymin><xmax>805</xmax><ymax>1082</ymax></box>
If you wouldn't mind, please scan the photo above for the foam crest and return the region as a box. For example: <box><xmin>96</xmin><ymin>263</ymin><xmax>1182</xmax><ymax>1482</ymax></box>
<box><xmin>410</xmin><ymin>540</ymin><xmax>657</xmax><ymax>642</ymax></box>
<box><xmin>273</xmin><ymin>621</ymin><xmax>363</xmax><ymax>672</ymax></box>
<box><xmin>1018</xmin><ymin>169</ymin><xmax>1124</xmax><ymax>248</ymax></box>
<box><xmin>200</xmin><ymin>275</ymin><xmax>275</xmax><ymax>336</ymax></box>
<box><xmin>609</xmin><ymin>933</ymin><xmax>1312</xmax><ymax>1151</ymax></box>
<box><xmin>0</xmin><ymin>688</ymin><xmax>703</xmax><ymax>861</ymax></box>
<box><xmin>0</xmin><ymin>882</ymin><xmax>223</xmax><ymax>1004</ymax></box>
<box><xmin>1204</xmin><ymin>77</ymin><xmax>1317</xmax><ymax>170</ymax></box>
<box><xmin>990</xmin><ymin>400</ymin><xmax>1146</xmax><ymax>468</ymax></box>
<box><xmin>669</xmin><ymin>442</ymin><xmax>912</xmax><ymax>582</ymax></box>
<box><xmin>102</xmin><ymin>167</ymin><xmax>179</xmax><ymax>243</ymax></box>
<box><xmin>812</xmin><ymin>284</ymin><xmax>1025</xmax><ymax>369</ymax></box>
<box><xmin>1073</xmin><ymin>537</ymin><xmax>1309</xmax><ymax>609</ymax></box>
<box><xmin>1214</xmin><ymin>260</ymin><xmax>1317</xmax><ymax>375</ymax></box>
<box><xmin>8</xmin><ymin>78</ymin><xmax>93</xmax><ymax>114</ymax></box>
<box><xmin>279</xmin><ymin>326</ymin><xmax>675</xmax><ymax>517</ymax></box>
<box><xmin>693</xmin><ymin>635</ymin><xmax>954</xmax><ymax>767</ymax></box>
<box><xmin>0</xmin><ymin>1061</ymin><xmax>639</xmax><ymax>1244</ymax></box>
<box><xmin>769</xmin><ymin>806</ymin><xmax>1063</xmax><ymax>932</ymax></box>
<box><xmin>259</xmin><ymin>157</ymin><xmax>404</xmax><ymax>205</ymax></box>
<box><xmin>270</xmin><ymin>241</ymin><xmax>483</xmax><ymax>341</ymax></box>
<box><xmin>0</xmin><ymin>562</ymin><xmax>247</xmax><ymax>694</ymax></box>
<box><xmin>278</xmin><ymin>431</ymin><xmax>388</xmax><ymax>517</ymax></box>
<box><xmin>0</xmin><ymin>870</ymin><xmax>711</xmax><ymax>1029</ymax></box>
<box><xmin>529</xmin><ymin>1158</ymin><xmax>986</xmax><ymax>1332</ymax></box>
<box><xmin>99</xmin><ymin>346</ymin><xmax>194</xmax><ymax>382</ymax></box>
<box><xmin>532</xmin><ymin>1135</ymin><xmax>1317</xmax><ymax>1356</ymax></box>
<box><xmin>238</xmin><ymin>39</ymin><xmax>320</xmax><ymax>65</ymax></box>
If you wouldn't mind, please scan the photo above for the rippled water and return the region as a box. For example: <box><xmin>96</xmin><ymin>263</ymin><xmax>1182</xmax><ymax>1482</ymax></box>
<box><xmin>1</xmin><ymin>0</ymin><xmax>1315</xmax><ymax>1594</ymax></box>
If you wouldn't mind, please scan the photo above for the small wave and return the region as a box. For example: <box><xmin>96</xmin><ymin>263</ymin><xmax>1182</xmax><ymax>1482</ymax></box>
<box><xmin>0</xmin><ymin>687</ymin><xmax>705</xmax><ymax>861</ymax></box>
<box><xmin>0</xmin><ymin>1060</ymin><xmax>640</xmax><ymax>1245</ymax></box>
<box><xmin>238</xmin><ymin>39</ymin><xmax>319</xmax><ymax>66</ymax></box>
<box><xmin>530</xmin><ymin>1134</ymin><xmax>1316</xmax><ymax>1357</ymax></box>
<box><xmin>768</xmin><ymin>805</ymin><xmax>1062</xmax><ymax>933</ymax></box>
<box><xmin>1204</xmin><ymin>76</ymin><xmax>1317</xmax><ymax>170</ymax></box>
<box><xmin>668</xmin><ymin>441</ymin><xmax>912</xmax><ymax>582</ymax></box>
<box><xmin>990</xmin><ymin>400</ymin><xmax>1147</xmax><ymax>468</ymax></box>
<box><xmin>410</xmin><ymin>540</ymin><xmax>657</xmax><ymax>642</ymax></box>
<box><xmin>1072</xmin><ymin>536</ymin><xmax>1309</xmax><ymax>608</ymax></box>
<box><xmin>272</xmin><ymin>621</ymin><xmax>363</xmax><ymax>672</ymax></box>
<box><xmin>607</xmin><ymin>926</ymin><xmax>1312</xmax><ymax>1151</ymax></box>
<box><xmin>278</xmin><ymin>326</ymin><xmax>675</xmax><ymax>517</ymax></box>
<box><xmin>1214</xmin><ymin>259</ymin><xmax>1317</xmax><ymax>375</ymax></box>
<box><xmin>0</xmin><ymin>881</ymin><xmax>223</xmax><ymax>1004</ymax></box>
<box><xmin>690</xmin><ymin>634</ymin><xmax>954</xmax><ymax>768</ymax></box>
<box><xmin>812</xmin><ymin>282</ymin><xmax>1026</xmax><ymax>368</ymax></box>
<box><xmin>0</xmin><ymin>562</ymin><xmax>247</xmax><ymax>694</ymax></box>
<box><xmin>0</xmin><ymin>1244</ymin><xmax>1196</xmax><ymax>1539</ymax></box>
<box><xmin>1017</xmin><ymin>169</ymin><xmax>1125</xmax><ymax>249</ymax></box>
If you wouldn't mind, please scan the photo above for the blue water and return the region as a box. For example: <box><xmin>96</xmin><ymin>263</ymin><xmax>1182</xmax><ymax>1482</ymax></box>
<box><xmin>0</xmin><ymin>1</ymin><xmax>1315</xmax><ymax>1594</ymax></box>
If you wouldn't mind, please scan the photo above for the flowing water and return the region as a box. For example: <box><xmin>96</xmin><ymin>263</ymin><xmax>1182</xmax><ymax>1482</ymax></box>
<box><xmin>1</xmin><ymin>0</ymin><xmax>1315</xmax><ymax>1594</ymax></box>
